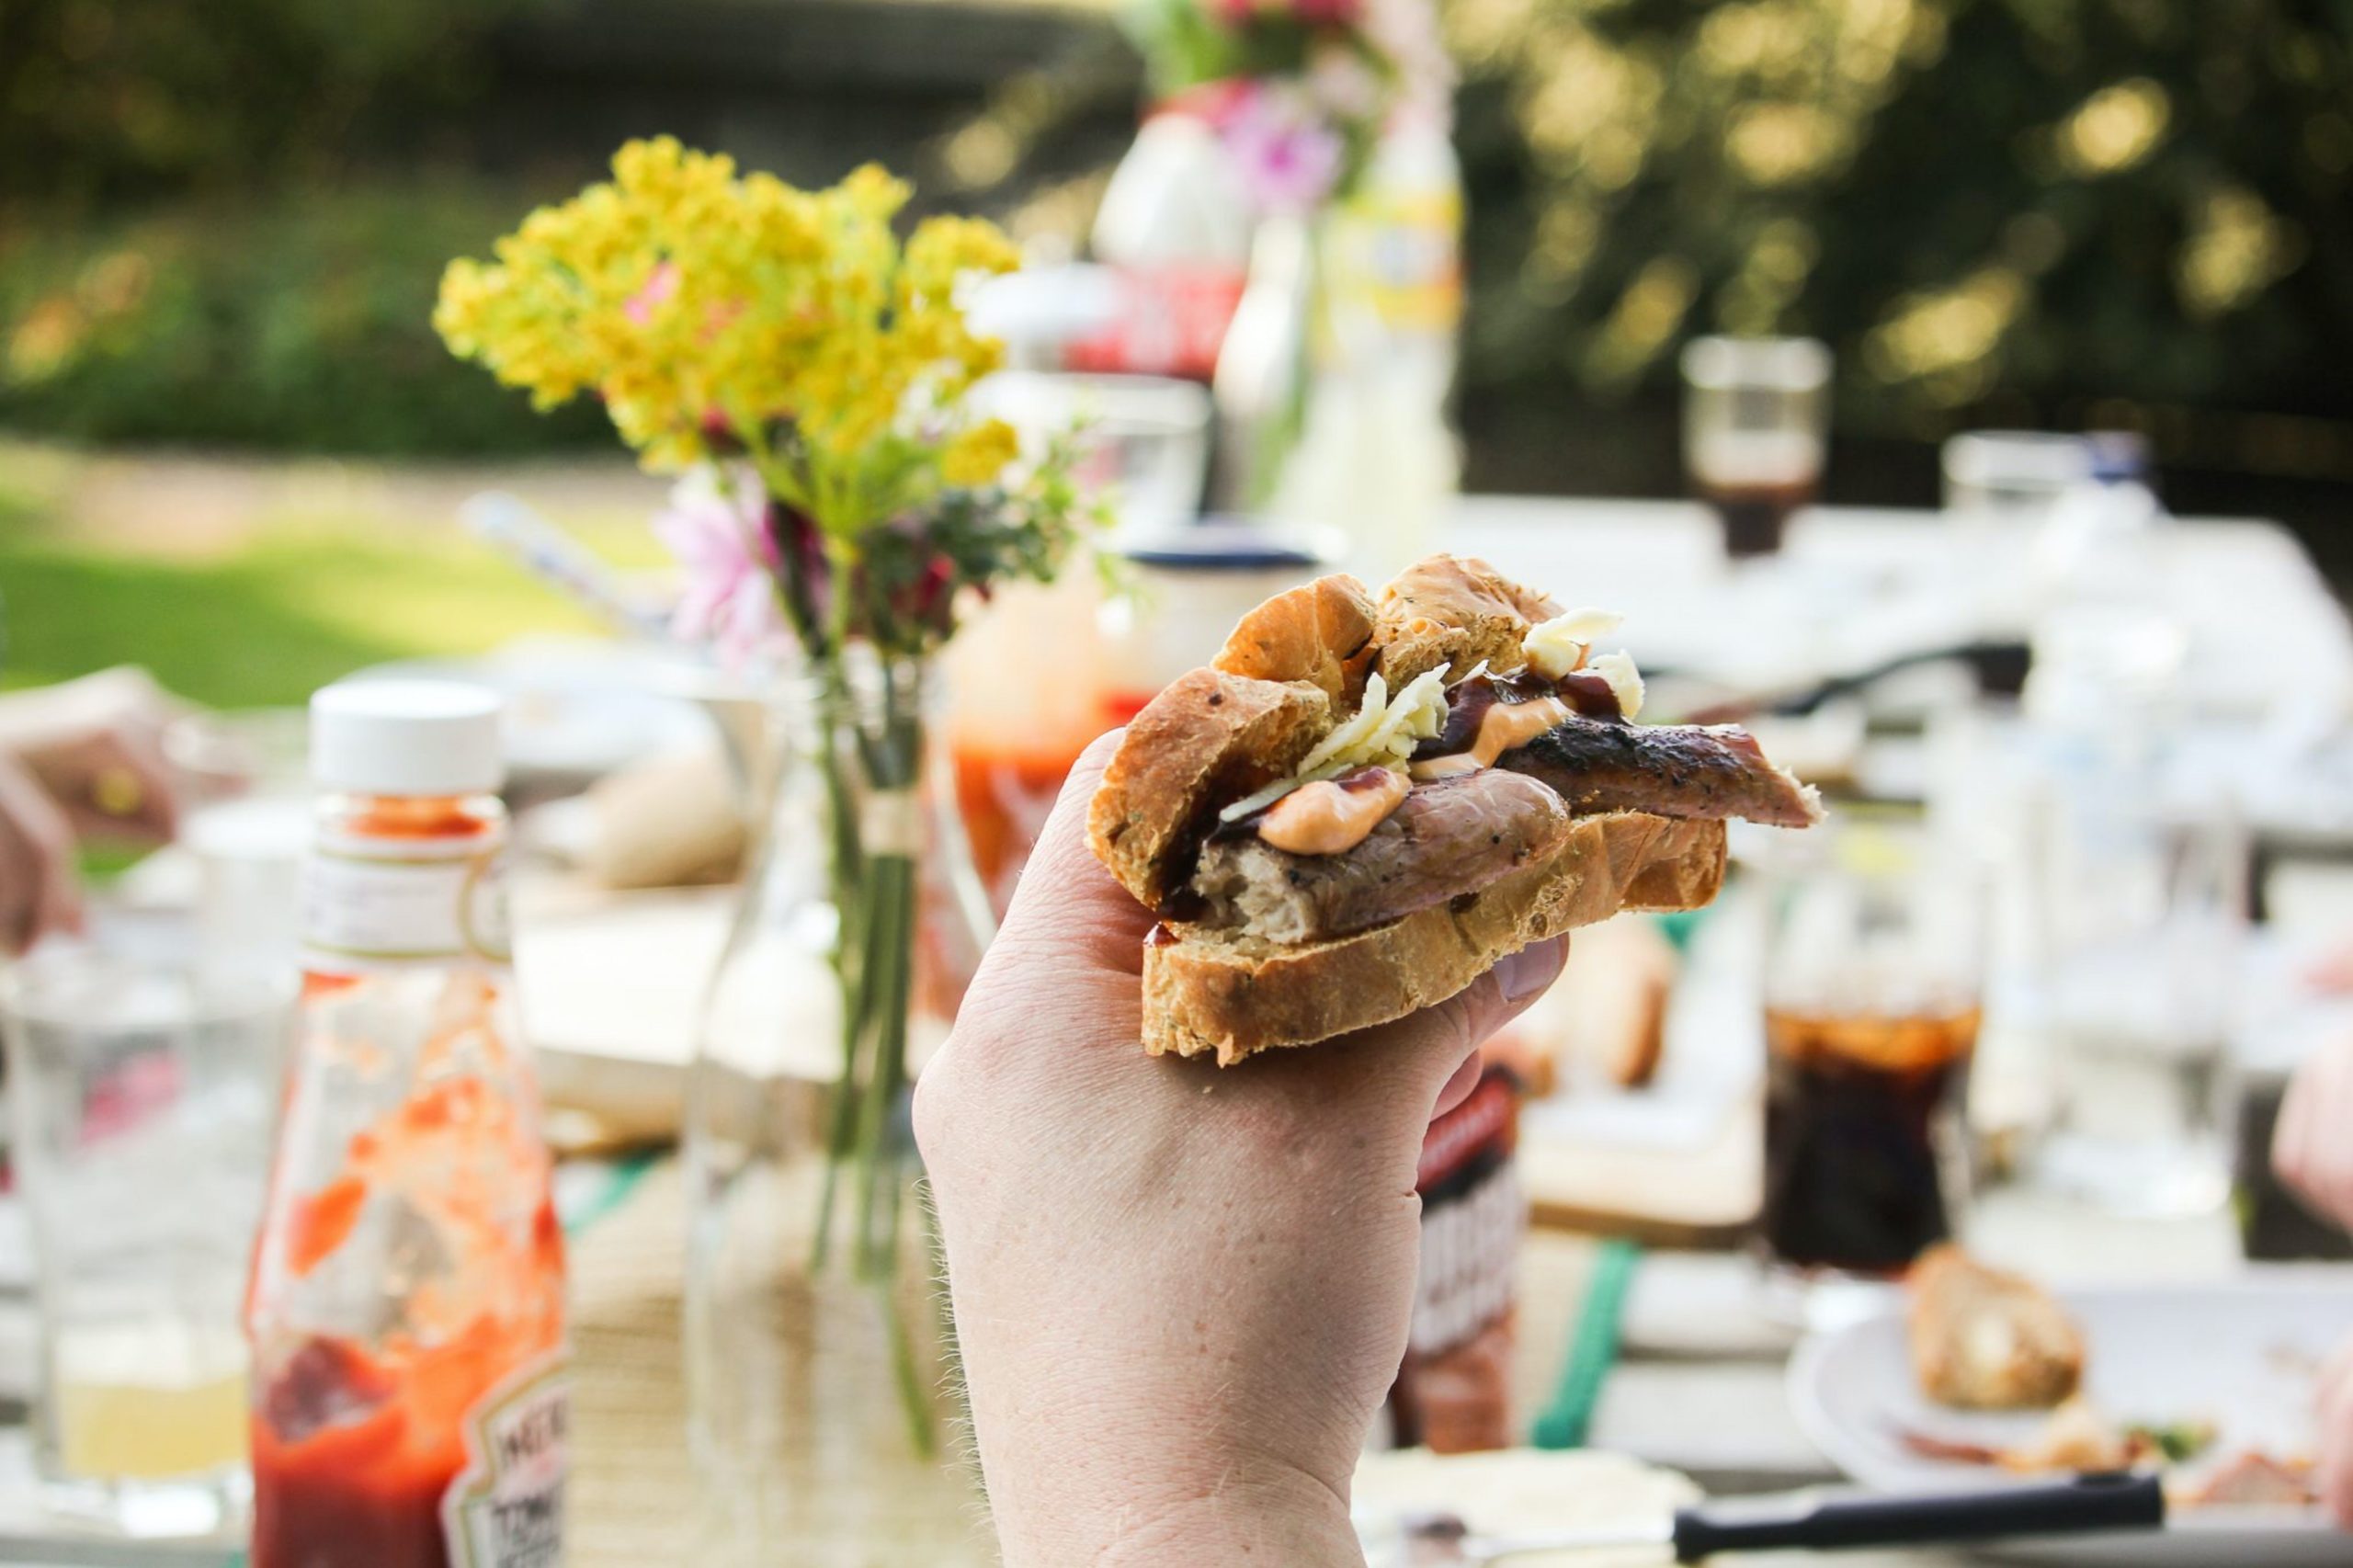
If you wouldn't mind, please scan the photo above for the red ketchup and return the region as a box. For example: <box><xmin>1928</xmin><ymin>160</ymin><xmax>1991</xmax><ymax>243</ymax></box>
<box><xmin>247</xmin><ymin>681</ymin><xmax>566</xmax><ymax>1568</ymax></box>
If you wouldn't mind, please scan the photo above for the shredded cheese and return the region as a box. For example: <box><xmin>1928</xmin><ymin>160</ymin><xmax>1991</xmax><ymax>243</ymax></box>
<box><xmin>1590</xmin><ymin>650</ymin><xmax>1645</xmax><ymax>719</ymax></box>
<box><xmin>1217</xmin><ymin>667</ymin><xmax>1451</xmax><ymax>824</ymax></box>
<box><xmin>1522</xmin><ymin>608</ymin><xmax>1624</xmax><ymax>678</ymax></box>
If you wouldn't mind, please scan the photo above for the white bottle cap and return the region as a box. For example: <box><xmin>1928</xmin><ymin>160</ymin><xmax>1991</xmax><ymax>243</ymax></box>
<box><xmin>310</xmin><ymin>679</ymin><xmax>505</xmax><ymax>797</ymax></box>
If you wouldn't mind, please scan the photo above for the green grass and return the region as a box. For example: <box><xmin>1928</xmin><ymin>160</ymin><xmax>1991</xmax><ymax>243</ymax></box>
<box><xmin>0</xmin><ymin>481</ymin><xmax>643</xmax><ymax>707</ymax></box>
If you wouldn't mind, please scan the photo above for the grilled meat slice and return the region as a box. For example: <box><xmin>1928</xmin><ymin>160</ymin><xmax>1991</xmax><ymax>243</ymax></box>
<box><xmin>1191</xmin><ymin>769</ymin><xmax>1571</xmax><ymax>943</ymax></box>
<box><xmin>1498</xmin><ymin>713</ymin><xmax>1822</xmax><ymax>828</ymax></box>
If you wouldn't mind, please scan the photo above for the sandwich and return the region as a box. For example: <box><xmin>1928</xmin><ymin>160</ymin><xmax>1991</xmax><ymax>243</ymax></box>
<box><xmin>1088</xmin><ymin>554</ymin><xmax>1822</xmax><ymax>1064</ymax></box>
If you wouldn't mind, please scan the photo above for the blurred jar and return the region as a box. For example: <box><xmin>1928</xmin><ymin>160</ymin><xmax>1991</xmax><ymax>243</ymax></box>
<box><xmin>944</xmin><ymin>567</ymin><xmax>1109</xmax><ymax>920</ymax></box>
<box><xmin>1097</xmin><ymin>523</ymin><xmax>1338</xmax><ymax>727</ymax></box>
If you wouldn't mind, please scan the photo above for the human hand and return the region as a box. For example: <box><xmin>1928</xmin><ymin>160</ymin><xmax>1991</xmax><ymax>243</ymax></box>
<box><xmin>0</xmin><ymin>756</ymin><xmax>83</xmax><ymax>954</ymax></box>
<box><xmin>916</xmin><ymin>735</ymin><xmax>1568</xmax><ymax>1567</ymax></box>
<box><xmin>2274</xmin><ymin>1030</ymin><xmax>2353</xmax><ymax>1233</ymax></box>
<box><xmin>0</xmin><ymin>667</ymin><xmax>181</xmax><ymax>843</ymax></box>
<box><xmin>2318</xmin><ymin>1335</ymin><xmax>2353</xmax><ymax>1528</ymax></box>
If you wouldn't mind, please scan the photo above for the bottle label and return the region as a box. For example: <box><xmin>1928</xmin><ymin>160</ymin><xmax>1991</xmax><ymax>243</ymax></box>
<box><xmin>441</xmin><ymin>1350</ymin><xmax>568</xmax><ymax>1568</ymax></box>
<box><xmin>302</xmin><ymin>827</ymin><xmax>512</xmax><ymax>973</ymax></box>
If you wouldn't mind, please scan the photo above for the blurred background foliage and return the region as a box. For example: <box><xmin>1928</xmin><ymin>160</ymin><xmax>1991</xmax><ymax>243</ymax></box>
<box><xmin>1447</xmin><ymin>0</ymin><xmax>2353</xmax><ymax>508</ymax></box>
<box><xmin>0</xmin><ymin>0</ymin><xmax>2347</xmax><ymax>563</ymax></box>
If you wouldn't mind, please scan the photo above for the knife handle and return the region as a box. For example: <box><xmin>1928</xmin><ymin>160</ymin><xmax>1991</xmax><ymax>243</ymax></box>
<box><xmin>1670</xmin><ymin>1472</ymin><xmax>2165</xmax><ymax>1561</ymax></box>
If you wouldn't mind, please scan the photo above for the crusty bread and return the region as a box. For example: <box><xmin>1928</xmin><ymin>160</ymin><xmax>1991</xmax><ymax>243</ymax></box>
<box><xmin>1371</xmin><ymin>555</ymin><xmax>1563</xmax><ymax>688</ymax></box>
<box><xmin>1213</xmin><ymin>574</ymin><xmax>1378</xmax><ymax>706</ymax></box>
<box><xmin>1088</xmin><ymin>667</ymin><xmax>1331</xmax><ymax>910</ymax></box>
<box><xmin>1908</xmin><ymin>1245</ymin><xmax>2084</xmax><ymax>1411</ymax></box>
<box><xmin>1142</xmin><ymin>812</ymin><xmax>1725</xmax><ymax>1064</ymax></box>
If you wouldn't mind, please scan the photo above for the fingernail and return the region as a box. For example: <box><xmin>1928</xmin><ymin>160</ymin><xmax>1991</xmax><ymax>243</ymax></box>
<box><xmin>1496</xmin><ymin>937</ymin><xmax>1566</xmax><ymax>1003</ymax></box>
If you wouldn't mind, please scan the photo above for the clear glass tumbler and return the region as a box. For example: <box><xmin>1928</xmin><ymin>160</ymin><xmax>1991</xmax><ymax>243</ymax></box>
<box><xmin>1680</xmin><ymin>335</ymin><xmax>1832</xmax><ymax>560</ymax></box>
<box><xmin>2025</xmin><ymin>795</ymin><xmax>2246</xmax><ymax>1218</ymax></box>
<box><xmin>1</xmin><ymin>950</ymin><xmax>290</xmax><ymax>1536</ymax></box>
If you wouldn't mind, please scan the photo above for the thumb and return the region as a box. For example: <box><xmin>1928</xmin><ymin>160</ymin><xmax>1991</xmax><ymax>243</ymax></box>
<box><xmin>1329</xmin><ymin>936</ymin><xmax>1570</xmax><ymax>1119</ymax></box>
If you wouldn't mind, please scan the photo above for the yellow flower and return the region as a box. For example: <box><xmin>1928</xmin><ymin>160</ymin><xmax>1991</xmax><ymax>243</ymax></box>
<box><xmin>433</xmin><ymin>137</ymin><xmax>1021</xmax><ymax>536</ymax></box>
<box><xmin>942</xmin><ymin>419</ymin><xmax>1019</xmax><ymax>486</ymax></box>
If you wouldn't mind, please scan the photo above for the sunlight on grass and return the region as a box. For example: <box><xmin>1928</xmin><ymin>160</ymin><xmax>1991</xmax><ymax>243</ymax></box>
<box><xmin>1</xmin><ymin>521</ymin><xmax>623</xmax><ymax>709</ymax></box>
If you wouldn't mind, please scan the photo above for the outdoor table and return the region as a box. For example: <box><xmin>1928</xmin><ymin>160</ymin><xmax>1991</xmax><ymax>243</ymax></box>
<box><xmin>0</xmin><ymin>495</ymin><xmax>2345</xmax><ymax>1563</ymax></box>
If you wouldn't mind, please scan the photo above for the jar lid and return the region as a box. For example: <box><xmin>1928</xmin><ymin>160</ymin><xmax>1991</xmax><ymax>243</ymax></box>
<box><xmin>1118</xmin><ymin>519</ymin><xmax>1334</xmax><ymax>572</ymax></box>
<box><xmin>311</xmin><ymin>679</ymin><xmax>505</xmax><ymax>796</ymax></box>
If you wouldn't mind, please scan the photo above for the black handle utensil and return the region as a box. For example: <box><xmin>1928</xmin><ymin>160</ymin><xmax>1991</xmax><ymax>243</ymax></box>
<box><xmin>1668</xmin><ymin>1472</ymin><xmax>2165</xmax><ymax>1561</ymax></box>
<box><xmin>1399</xmin><ymin>1471</ymin><xmax>2166</xmax><ymax>1562</ymax></box>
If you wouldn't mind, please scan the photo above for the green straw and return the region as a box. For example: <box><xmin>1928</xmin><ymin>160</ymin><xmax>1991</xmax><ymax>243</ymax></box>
<box><xmin>1532</xmin><ymin>1238</ymin><xmax>1640</xmax><ymax>1449</ymax></box>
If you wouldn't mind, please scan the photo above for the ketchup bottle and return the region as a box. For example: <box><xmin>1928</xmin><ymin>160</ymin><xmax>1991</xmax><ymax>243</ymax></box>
<box><xmin>246</xmin><ymin>680</ymin><xmax>567</xmax><ymax>1568</ymax></box>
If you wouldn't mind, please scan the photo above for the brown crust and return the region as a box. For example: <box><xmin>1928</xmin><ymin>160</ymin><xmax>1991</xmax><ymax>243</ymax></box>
<box><xmin>1141</xmin><ymin>813</ymin><xmax>1725</xmax><ymax>1064</ymax></box>
<box><xmin>1213</xmin><ymin>574</ymin><xmax>1379</xmax><ymax>706</ymax></box>
<box><xmin>1087</xmin><ymin>668</ymin><xmax>1332</xmax><ymax>910</ymax></box>
<box><xmin>1371</xmin><ymin>555</ymin><xmax>1563</xmax><ymax>688</ymax></box>
<box><xmin>1908</xmin><ymin>1245</ymin><xmax>2085</xmax><ymax>1411</ymax></box>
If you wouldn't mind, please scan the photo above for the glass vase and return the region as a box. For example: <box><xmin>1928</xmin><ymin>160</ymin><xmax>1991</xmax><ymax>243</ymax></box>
<box><xmin>682</xmin><ymin>651</ymin><xmax>995</xmax><ymax>1567</ymax></box>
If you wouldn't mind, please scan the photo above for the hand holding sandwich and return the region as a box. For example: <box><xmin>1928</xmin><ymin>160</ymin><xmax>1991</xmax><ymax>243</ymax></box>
<box><xmin>925</xmin><ymin>555</ymin><xmax>1815</xmax><ymax>1561</ymax></box>
<box><xmin>917</xmin><ymin>736</ymin><xmax>1567</xmax><ymax>1566</ymax></box>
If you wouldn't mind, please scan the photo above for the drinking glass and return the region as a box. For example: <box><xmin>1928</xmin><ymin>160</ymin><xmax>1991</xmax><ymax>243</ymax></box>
<box><xmin>1940</xmin><ymin>430</ymin><xmax>2090</xmax><ymax>523</ymax></box>
<box><xmin>971</xmin><ymin>369</ymin><xmax>1211</xmax><ymax>534</ymax></box>
<box><xmin>164</xmin><ymin>709</ymin><xmax>312</xmax><ymax>981</ymax></box>
<box><xmin>1680</xmin><ymin>335</ymin><xmax>1832</xmax><ymax>559</ymax></box>
<box><xmin>2025</xmin><ymin>795</ymin><xmax>2245</xmax><ymax>1218</ymax></box>
<box><xmin>1</xmin><ymin>950</ymin><xmax>290</xmax><ymax>1535</ymax></box>
<box><xmin>1759</xmin><ymin>816</ymin><xmax>1984</xmax><ymax>1290</ymax></box>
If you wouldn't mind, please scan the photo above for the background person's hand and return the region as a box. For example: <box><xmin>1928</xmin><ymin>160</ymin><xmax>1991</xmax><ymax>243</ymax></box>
<box><xmin>0</xmin><ymin>756</ymin><xmax>83</xmax><ymax>954</ymax></box>
<box><xmin>2274</xmin><ymin>1030</ymin><xmax>2353</xmax><ymax>1528</ymax></box>
<box><xmin>2318</xmin><ymin>1335</ymin><xmax>2353</xmax><ymax>1528</ymax></box>
<box><xmin>2274</xmin><ymin>1030</ymin><xmax>2353</xmax><ymax>1234</ymax></box>
<box><xmin>0</xmin><ymin>667</ymin><xmax>182</xmax><ymax>844</ymax></box>
<box><xmin>916</xmin><ymin>735</ymin><xmax>1568</xmax><ymax>1567</ymax></box>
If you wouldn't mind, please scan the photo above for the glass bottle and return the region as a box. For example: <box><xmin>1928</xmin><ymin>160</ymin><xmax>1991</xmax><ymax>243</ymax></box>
<box><xmin>246</xmin><ymin>680</ymin><xmax>567</xmax><ymax>1568</ymax></box>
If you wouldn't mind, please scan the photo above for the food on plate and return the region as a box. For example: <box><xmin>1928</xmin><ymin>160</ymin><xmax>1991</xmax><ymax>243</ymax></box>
<box><xmin>1896</xmin><ymin>1397</ymin><xmax>2216</xmax><ymax>1476</ymax></box>
<box><xmin>2175</xmin><ymin>1449</ymin><xmax>2319</xmax><ymax>1508</ymax></box>
<box><xmin>1908</xmin><ymin>1244</ymin><xmax>2085</xmax><ymax>1410</ymax></box>
<box><xmin>1087</xmin><ymin>555</ymin><xmax>1822</xmax><ymax>1063</ymax></box>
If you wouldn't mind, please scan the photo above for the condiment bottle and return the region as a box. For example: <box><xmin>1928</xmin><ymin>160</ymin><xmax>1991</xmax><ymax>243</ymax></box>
<box><xmin>246</xmin><ymin>680</ymin><xmax>566</xmax><ymax>1568</ymax></box>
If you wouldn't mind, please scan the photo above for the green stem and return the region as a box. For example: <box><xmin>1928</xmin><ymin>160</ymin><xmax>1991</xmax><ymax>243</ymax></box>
<box><xmin>851</xmin><ymin>855</ymin><xmax>914</xmax><ymax>1280</ymax></box>
<box><xmin>809</xmin><ymin>686</ymin><xmax>869</xmax><ymax>1272</ymax></box>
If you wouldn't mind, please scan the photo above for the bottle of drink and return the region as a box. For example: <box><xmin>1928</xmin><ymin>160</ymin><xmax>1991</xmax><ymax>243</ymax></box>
<box><xmin>1077</xmin><ymin>113</ymin><xmax>1254</xmax><ymax>382</ymax></box>
<box><xmin>1321</xmin><ymin>108</ymin><xmax>1466</xmax><ymax>574</ymax></box>
<box><xmin>246</xmin><ymin>680</ymin><xmax>566</xmax><ymax>1568</ymax></box>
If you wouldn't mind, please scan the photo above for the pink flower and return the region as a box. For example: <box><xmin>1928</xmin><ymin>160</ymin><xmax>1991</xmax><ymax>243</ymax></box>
<box><xmin>624</xmin><ymin>260</ymin><xmax>681</xmax><ymax>325</ymax></box>
<box><xmin>654</xmin><ymin>466</ymin><xmax>788</xmax><ymax>666</ymax></box>
<box><xmin>1215</xmin><ymin>83</ymin><xmax>1347</xmax><ymax>215</ymax></box>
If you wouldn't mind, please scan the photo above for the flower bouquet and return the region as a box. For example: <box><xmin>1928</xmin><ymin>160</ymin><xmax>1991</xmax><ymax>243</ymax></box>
<box><xmin>437</xmin><ymin>140</ymin><xmax>1094</xmax><ymax>1556</ymax></box>
<box><xmin>1127</xmin><ymin>0</ymin><xmax>1449</xmax><ymax>217</ymax></box>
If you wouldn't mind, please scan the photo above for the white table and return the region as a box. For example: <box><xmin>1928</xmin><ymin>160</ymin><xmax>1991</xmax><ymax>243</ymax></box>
<box><xmin>1448</xmin><ymin>495</ymin><xmax>2353</xmax><ymax>720</ymax></box>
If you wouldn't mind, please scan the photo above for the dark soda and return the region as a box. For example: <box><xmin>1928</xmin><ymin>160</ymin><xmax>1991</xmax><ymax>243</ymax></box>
<box><xmin>1760</xmin><ymin>1005</ymin><xmax>1978</xmax><ymax>1276</ymax></box>
<box><xmin>1701</xmin><ymin>474</ymin><xmax>1815</xmax><ymax>559</ymax></box>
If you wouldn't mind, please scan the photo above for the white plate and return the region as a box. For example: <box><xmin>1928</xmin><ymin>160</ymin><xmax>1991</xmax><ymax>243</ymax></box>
<box><xmin>1790</xmin><ymin>1274</ymin><xmax>2353</xmax><ymax>1564</ymax></box>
